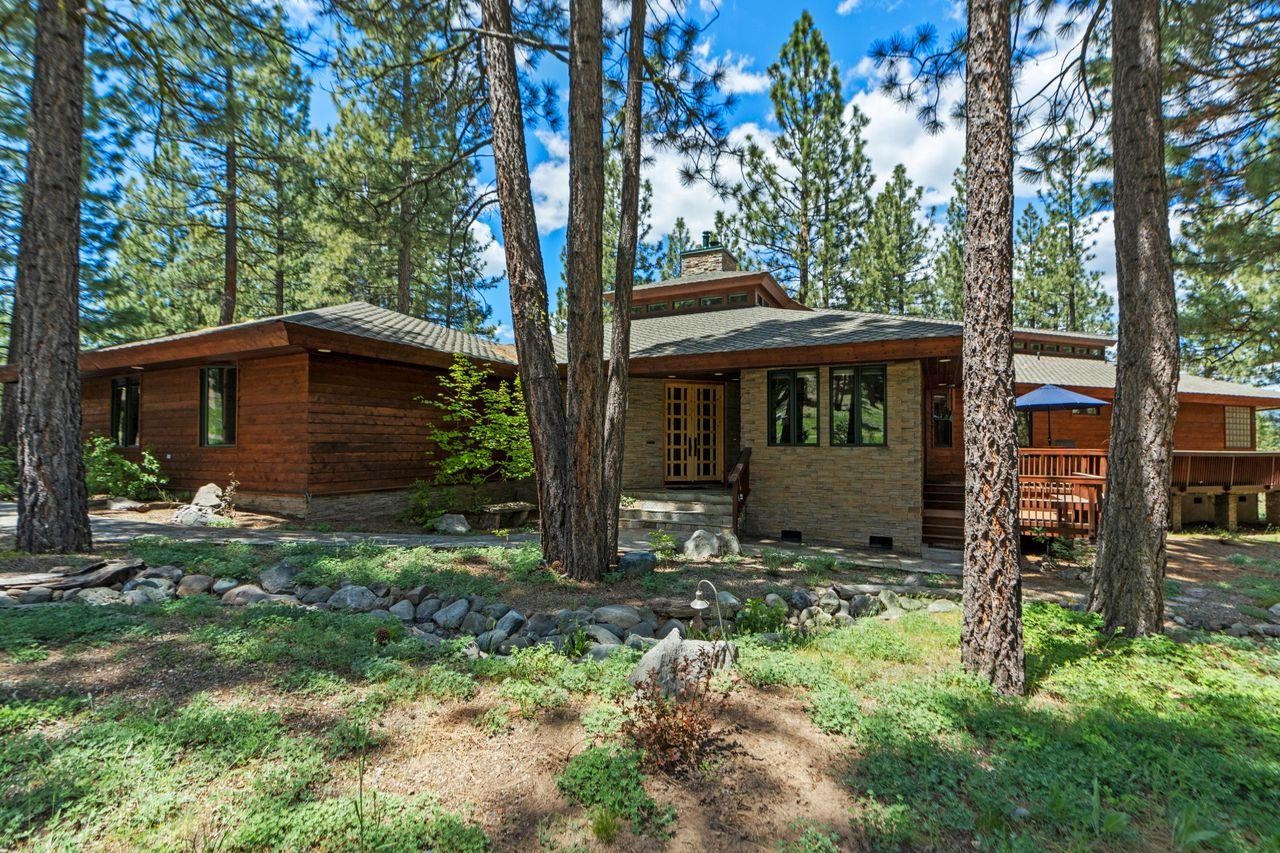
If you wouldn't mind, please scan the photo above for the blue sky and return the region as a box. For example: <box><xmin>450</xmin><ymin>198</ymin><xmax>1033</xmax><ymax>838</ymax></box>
<box><xmin>305</xmin><ymin>0</ymin><xmax>1117</xmax><ymax>342</ymax></box>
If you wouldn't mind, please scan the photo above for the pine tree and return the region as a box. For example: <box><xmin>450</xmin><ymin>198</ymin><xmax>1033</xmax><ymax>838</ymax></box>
<box><xmin>652</xmin><ymin>217</ymin><xmax>692</xmax><ymax>280</ymax></box>
<box><xmin>310</xmin><ymin>0</ymin><xmax>495</xmax><ymax>330</ymax></box>
<box><xmin>930</xmin><ymin>168</ymin><xmax>966</xmax><ymax>321</ymax></box>
<box><xmin>853</xmin><ymin>165</ymin><xmax>934</xmax><ymax>314</ymax></box>
<box><xmin>722</xmin><ymin>11</ymin><xmax>872</xmax><ymax>307</ymax></box>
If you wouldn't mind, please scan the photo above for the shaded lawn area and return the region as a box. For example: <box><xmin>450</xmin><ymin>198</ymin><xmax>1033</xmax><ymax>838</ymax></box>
<box><xmin>1</xmin><ymin>578</ymin><xmax>1278</xmax><ymax>850</ymax></box>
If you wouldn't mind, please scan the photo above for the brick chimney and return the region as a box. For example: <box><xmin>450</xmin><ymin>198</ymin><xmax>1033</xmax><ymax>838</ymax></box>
<box><xmin>679</xmin><ymin>230</ymin><xmax>739</xmax><ymax>276</ymax></box>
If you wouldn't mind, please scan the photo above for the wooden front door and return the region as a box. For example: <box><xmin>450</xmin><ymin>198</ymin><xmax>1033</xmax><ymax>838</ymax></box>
<box><xmin>664</xmin><ymin>381</ymin><xmax>724</xmax><ymax>484</ymax></box>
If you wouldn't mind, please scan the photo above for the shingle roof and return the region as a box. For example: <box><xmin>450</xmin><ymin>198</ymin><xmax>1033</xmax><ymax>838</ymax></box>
<box><xmin>91</xmin><ymin>301</ymin><xmax>514</xmax><ymax>364</ymax></box>
<box><xmin>631</xmin><ymin>270</ymin><xmax>765</xmax><ymax>290</ymax></box>
<box><xmin>1014</xmin><ymin>353</ymin><xmax>1280</xmax><ymax>401</ymax></box>
<box><xmin>554</xmin><ymin>306</ymin><xmax>1110</xmax><ymax>362</ymax></box>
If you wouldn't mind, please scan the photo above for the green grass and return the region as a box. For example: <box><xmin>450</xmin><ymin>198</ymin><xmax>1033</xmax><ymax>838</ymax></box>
<box><xmin>739</xmin><ymin>604</ymin><xmax>1280</xmax><ymax>848</ymax></box>
<box><xmin>0</xmin><ymin>603</ymin><xmax>155</xmax><ymax>662</ymax></box>
<box><xmin>556</xmin><ymin>746</ymin><xmax>674</xmax><ymax>838</ymax></box>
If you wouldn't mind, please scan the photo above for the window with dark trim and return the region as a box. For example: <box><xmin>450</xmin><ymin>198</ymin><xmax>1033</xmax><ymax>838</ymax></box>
<box><xmin>727</xmin><ymin>292</ymin><xmax>748</xmax><ymax>305</ymax></box>
<box><xmin>830</xmin><ymin>365</ymin><xmax>887</xmax><ymax>446</ymax></box>
<box><xmin>110</xmin><ymin>376</ymin><xmax>140</xmax><ymax>448</ymax></box>
<box><xmin>631</xmin><ymin>306</ymin><xmax>645</xmax><ymax>318</ymax></box>
<box><xmin>646</xmin><ymin>302</ymin><xmax>668</xmax><ymax>313</ymax></box>
<box><xmin>700</xmin><ymin>295</ymin><xmax>724</xmax><ymax>307</ymax></box>
<box><xmin>931</xmin><ymin>391</ymin><xmax>954</xmax><ymax>448</ymax></box>
<box><xmin>673</xmin><ymin>298</ymin><xmax>695</xmax><ymax>310</ymax></box>
<box><xmin>200</xmin><ymin>366</ymin><xmax>237</xmax><ymax>447</ymax></box>
<box><xmin>767</xmin><ymin>369</ymin><xmax>818</xmax><ymax>446</ymax></box>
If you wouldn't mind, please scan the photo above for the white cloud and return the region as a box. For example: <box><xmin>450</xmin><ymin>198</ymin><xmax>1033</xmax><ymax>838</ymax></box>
<box><xmin>849</xmin><ymin>82</ymin><xmax>966</xmax><ymax>205</ymax></box>
<box><xmin>530</xmin><ymin>129</ymin><xmax>571</xmax><ymax>234</ymax></box>
<box><xmin>469</xmin><ymin>218</ymin><xmax>508</xmax><ymax>280</ymax></box>
<box><xmin>492</xmin><ymin>322</ymin><xmax>515</xmax><ymax>344</ymax></box>
<box><xmin>718</xmin><ymin>52</ymin><xmax>770</xmax><ymax>95</ymax></box>
<box><xmin>837</xmin><ymin>0</ymin><xmax>862</xmax><ymax>13</ymax></box>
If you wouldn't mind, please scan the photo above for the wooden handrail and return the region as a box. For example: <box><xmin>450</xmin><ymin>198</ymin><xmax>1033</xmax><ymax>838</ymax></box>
<box><xmin>726</xmin><ymin>447</ymin><xmax>752</xmax><ymax>537</ymax></box>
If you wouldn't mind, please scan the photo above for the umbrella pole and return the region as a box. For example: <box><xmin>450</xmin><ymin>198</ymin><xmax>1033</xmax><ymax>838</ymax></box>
<box><xmin>1047</xmin><ymin>410</ymin><xmax>1053</xmax><ymax>446</ymax></box>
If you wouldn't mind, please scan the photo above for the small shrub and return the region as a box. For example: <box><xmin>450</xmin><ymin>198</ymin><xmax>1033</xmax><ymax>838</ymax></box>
<box><xmin>761</xmin><ymin>548</ymin><xmax>791</xmax><ymax>574</ymax></box>
<box><xmin>556</xmin><ymin>746</ymin><xmax>674</xmax><ymax>837</ymax></box>
<box><xmin>581</xmin><ymin>704</ymin><xmax>623</xmax><ymax>740</ymax></box>
<box><xmin>83</xmin><ymin>435</ymin><xmax>167</xmax><ymax>500</ymax></box>
<box><xmin>620</xmin><ymin>648</ymin><xmax>731</xmax><ymax>774</ymax></box>
<box><xmin>778</xmin><ymin>820</ymin><xmax>841</xmax><ymax>852</ymax></box>
<box><xmin>562</xmin><ymin>628</ymin><xmax>592</xmax><ymax>659</ymax></box>
<box><xmin>796</xmin><ymin>554</ymin><xmax>837</xmax><ymax>574</ymax></box>
<box><xmin>590</xmin><ymin>808</ymin><xmax>623</xmax><ymax>844</ymax></box>
<box><xmin>735</xmin><ymin>597</ymin><xmax>788</xmax><ymax>634</ymax></box>
<box><xmin>648</xmin><ymin>530</ymin><xmax>678</xmax><ymax>562</ymax></box>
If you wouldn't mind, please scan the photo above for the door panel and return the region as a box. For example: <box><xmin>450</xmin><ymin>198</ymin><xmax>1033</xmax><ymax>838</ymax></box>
<box><xmin>664</xmin><ymin>381</ymin><xmax>724</xmax><ymax>483</ymax></box>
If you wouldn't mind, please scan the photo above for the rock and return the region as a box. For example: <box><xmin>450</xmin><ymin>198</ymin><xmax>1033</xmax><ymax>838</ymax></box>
<box><xmin>586</xmin><ymin>643</ymin><xmax>621</xmax><ymax>661</ymax></box>
<box><xmin>135</xmin><ymin>577</ymin><xmax>177</xmax><ymax>595</ymax></box>
<box><xmin>618</xmin><ymin>551</ymin><xmax>658</xmax><ymax>577</ymax></box>
<box><xmin>389</xmin><ymin>600</ymin><xmax>416</xmax><ymax>621</ymax></box>
<box><xmin>682</xmin><ymin>529</ymin><xmax>719</xmax><ymax>560</ymax></box>
<box><xmin>191</xmin><ymin>483</ymin><xmax>224</xmax><ymax>507</ymax></box>
<box><xmin>123</xmin><ymin>590</ymin><xmax>151</xmax><ymax>605</ymax></box>
<box><xmin>1270</xmin><ymin>602</ymin><xmax>1280</xmax><ymax>619</ymax></box>
<box><xmin>627</xmin><ymin>632</ymin><xmax>738</xmax><ymax>698</ymax></box>
<box><xmin>172</xmin><ymin>504</ymin><xmax>218</xmax><ymax>527</ymax></box>
<box><xmin>657</xmin><ymin>618</ymin><xmax>686</xmax><ymax>638</ymax></box>
<box><xmin>593</xmin><ymin>604</ymin><xmax>642</xmax><ymax>630</ymax></box>
<box><xmin>433</xmin><ymin>513</ymin><xmax>471</xmax><ymax>535</ymax></box>
<box><xmin>327</xmin><ymin>586</ymin><xmax>380</xmax><ymax>612</ymax></box>
<box><xmin>816</xmin><ymin>590</ymin><xmax>841</xmax><ymax>614</ymax></box>
<box><xmin>716</xmin><ymin>591</ymin><xmax>742</xmax><ymax>614</ymax></box>
<box><xmin>476</xmin><ymin>629</ymin><xmax>508</xmax><ymax>653</ymax></box>
<box><xmin>409</xmin><ymin>627</ymin><xmax>444</xmax><ymax>646</ymax></box>
<box><xmin>878</xmin><ymin>590</ymin><xmax>902</xmax><ymax>610</ymax></box>
<box><xmin>524</xmin><ymin>612</ymin><xmax>556</xmax><ymax>637</ymax></box>
<box><xmin>495</xmin><ymin>609</ymin><xmax>526</xmax><ymax>636</ymax></box>
<box><xmin>626</xmin><ymin>633</ymin><xmax>659</xmax><ymax>651</ymax></box>
<box><xmin>901</xmin><ymin>573</ymin><xmax>925</xmax><ymax>587</ymax></box>
<box><xmin>139</xmin><ymin>565</ymin><xmax>183</xmax><ymax>582</ymax></box>
<box><xmin>558</xmin><ymin>609</ymin><xmax>594</xmax><ymax>633</ymax></box>
<box><xmin>482</xmin><ymin>602</ymin><xmax>511</xmax><ymax>620</ymax></box>
<box><xmin>1252</xmin><ymin>623</ymin><xmax>1280</xmax><ymax>637</ymax></box>
<box><xmin>368</xmin><ymin>582</ymin><xmax>391</xmax><ymax>598</ymax></box>
<box><xmin>584</xmin><ymin>624</ymin><xmax>623</xmax><ymax>645</ymax></box>
<box><xmin>212</xmin><ymin>578</ymin><xmax>239</xmax><ymax>595</ymax></box>
<box><xmin>175</xmin><ymin>573</ymin><xmax>215</xmax><ymax>594</ymax></box>
<box><xmin>899</xmin><ymin>597</ymin><xmax>926</xmax><ymax>612</ymax></box>
<box><xmin>19</xmin><ymin>586</ymin><xmax>53</xmax><ymax>605</ymax></box>
<box><xmin>926</xmin><ymin>599</ymin><xmax>960</xmax><ymax>613</ymax></box>
<box><xmin>833</xmin><ymin>613</ymin><xmax>857</xmax><ymax>628</ymax></box>
<box><xmin>106</xmin><ymin>497</ymin><xmax>144</xmax><ymax>511</ymax></box>
<box><xmin>715</xmin><ymin>531</ymin><xmax>741</xmax><ymax>556</ymax></box>
<box><xmin>76</xmin><ymin>587</ymin><xmax>126</xmax><ymax>606</ymax></box>
<box><xmin>402</xmin><ymin>586</ymin><xmax>426</xmax><ymax>606</ymax></box>
<box><xmin>764</xmin><ymin>593</ymin><xmax>787</xmax><ymax>611</ymax></box>
<box><xmin>415</xmin><ymin>598</ymin><xmax>442</xmax><ymax>621</ymax></box>
<box><xmin>647</xmin><ymin>598</ymin><xmax>698</xmax><ymax>620</ymax></box>
<box><xmin>1012</xmin><ymin>807</ymin><xmax>1031</xmax><ymax>822</ymax></box>
<box><xmin>260</xmin><ymin>561</ymin><xmax>301</xmax><ymax>594</ymax></box>
<box><xmin>222</xmin><ymin>584</ymin><xmax>270</xmax><ymax>606</ymax></box>
<box><xmin>368</xmin><ymin>609</ymin><xmax>394</xmax><ymax>620</ymax></box>
<box><xmin>461</xmin><ymin>611</ymin><xmax>495</xmax><ymax>635</ymax></box>
<box><xmin>880</xmin><ymin>606</ymin><xmax>907</xmax><ymax>620</ymax></box>
<box><xmin>1226</xmin><ymin>622</ymin><xmax>1250</xmax><ymax>637</ymax></box>
<box><xmin>433</xmin><ymin>598</ymin><xmax>471</xmax><ymax>630</ymax></box>
<box><xmin>847</xmin><ymin>594</ymin><xmax>878</xmax><ymax>617</ymax></box>
<box><xmin>789</xmin><ymin>589</ymin><xmax>814</xmax><ymax>611</ymax></box>
<box><xmin>630</xmin><ymin>620</ymin><xmax>656</xmax><ymax>639</ymax></box>
<box><xmin>302</xmin><ymin>585</ymin><xmax>333</xmax><ymax>604</ymax></box>
<box><xmin>0</xmin><ymin>592</ymin><xmax>18</xmax><ymax>607</ymax></box>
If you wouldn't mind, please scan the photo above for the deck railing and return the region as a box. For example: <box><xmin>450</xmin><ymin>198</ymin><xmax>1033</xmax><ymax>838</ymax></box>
<box><xmin>1017</xmin><ymin>448</ymin><xmax>1280</xmax><ymax>539</ymax></box>
<box><xmin>725</xmin><ymin>447</ymin><xmax>752</xmax><ymax>536</ymax></box>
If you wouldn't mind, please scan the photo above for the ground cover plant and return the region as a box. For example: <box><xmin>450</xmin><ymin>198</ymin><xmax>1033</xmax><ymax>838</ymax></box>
<box><xmin>2</xmin><ymin>535</ymin><xmax>1279</xmax><ymax>849</ymax></box>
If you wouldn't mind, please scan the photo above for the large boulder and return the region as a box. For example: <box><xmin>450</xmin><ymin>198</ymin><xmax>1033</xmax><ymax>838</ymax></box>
<box><xmin>389</xmin><ymin>600</ymin><xmax>416</xmax><ymax>621</ymax></box>
<box><xmin>211</xmin><ymin>578</ymin><xmax>239</xmax><ymax>595</ymax></box>
<box><xmin>627</xmin><ymin>632</ymin><xmax>737</xmax><ymax>698</ymax></box>
<box><xmin>433</xmin><ymin>514</ymin><xmax>471</xmax><ymax>535</ymax></box>
<box><xmin>618</xmin><ymin>551</ymin><xmax>657</xmax><ymax>577</ymax></box>
<box><xmin>715</xmin><ymin>532</ymin><xmax>741</xmax><ymax>556</ymax></box>
<box><xmin>415</xmin><ymin>598</ymin><xmax>442</xmax><ymax>621</ymax></box>
<box><xmin>327</xmin><ymin>586</ymin><xmax>380</xmax><ymax>612</ymax></box>
<box><xmin>592</xmin><ymin>604</ymin><xmax>642</xmax><ymax>630</ymax></box>
<box><xmin>583</xmin><ymin>624</ymin><xmax>622</xmax><ymax>646</ymax></box>
<box><xmin>75</xmin><ymin>587</ymin><xmax>126</xmax><ymax>606</ymax></box>
<box><xmin>221</xmin><ymin>584</ymin><xmax>270</xmax><ymax>606</ymax></box>
<box><xmin>19</xmin><ymin>586</ymin><xmax>53</xmax><ymax>605</ymax></box>
<box><xmin>173</xmin><ymin>504</ymin><xmax>218</xmax><ymax>527</ymax></box>
<box><xmin>259</xmin><ymin>561</ymin><xmax>301</xmax><ymax>594</ymax></box>
<box><xmin>682</xmin><ymin>529</ymin><xmax>719</xmax><ymax>561</ymax></box>
<box><xmin>191</xmin><ymin>483</ymin><xmax>223</xmax><ymax>508</ymax></box>
<box><xmin>176</xmin><ymin>575</ymin><xmax>213</xmax><ymax>597</ymax></box>
<box><xmin>461</xmin><ymin>610</ymin><xmax>494</xmax><ymax>635</ymax></box>
<box><xmin>495</xmin><ymin>609</ymin><xmax>526</xmax><ymax>636</ymax></box>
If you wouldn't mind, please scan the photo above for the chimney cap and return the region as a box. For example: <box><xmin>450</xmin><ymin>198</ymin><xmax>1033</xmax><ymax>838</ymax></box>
<box><xmin>700</xmin><ymin>230</ymin><xmax>720</xmax><ymax>249</ymax></box>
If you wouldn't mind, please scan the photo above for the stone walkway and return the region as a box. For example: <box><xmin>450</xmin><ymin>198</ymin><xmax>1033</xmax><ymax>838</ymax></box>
<box><xmin>0</xmin><ymin>502</ymin><xmax>959</xmax><ymax>576</ymax></box>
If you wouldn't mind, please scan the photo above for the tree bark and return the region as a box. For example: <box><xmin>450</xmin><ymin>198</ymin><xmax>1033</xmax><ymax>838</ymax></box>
<box><xmin>15</xmin><ymin>0</ymin><xmax>91</xmax><ymax>553</ymax></box>
<box><xmin>219</xmin><ymin>66</ymin><xmax>238</xmax><ymax>326</ymax></box>
<box><xmin>396</xmin><ymin>64</ymin><xmax>413</xmax><ymax>315</ymax></box>
<box><xmin>478</xmin><ymin>0</ymin><xmax>570</xmax><ymax>567</ymax></box>
<box><xmin>1</xmin><ymin>296</ymin><xmax>23</xmax><ymax>447</ymax></box>
<box><xmin>960</xmin><ymin>0</ymin><xmax>1024</xmax><ymax>694</ymax></box>
<box><xmin>562</xmin><ymin>0</ymin><xmax>607</xmax><ymax>579</ymax></box>
<box><xmin>603</xmin><ymin>0</ymin><xmax>647</xmax><ymax>561</ymax></box>
<box><xmin>1089</xmin><ymin>0</ymin><xmax>1178</xmax><ymax>636</ymax></box>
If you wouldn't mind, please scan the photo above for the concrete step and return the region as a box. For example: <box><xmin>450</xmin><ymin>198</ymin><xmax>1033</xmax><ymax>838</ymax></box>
<box><xmin>625</xmin><ymin>489</ymin><xmax>731</xmax><ymax>505</ymax></box>
<box><xmin>624</xmin><ymin>498</ymin><xmax>733</xmax><ymax>514</ymax></box>
<box><xmin>618</xmin><ymin>518</ymin><xmax>733</xmax><ymax>535</ymax></box>
<box><xmin>620</xmin><ymin>507</ymin><xmax>734</xmax><ymax>526</ymax></box>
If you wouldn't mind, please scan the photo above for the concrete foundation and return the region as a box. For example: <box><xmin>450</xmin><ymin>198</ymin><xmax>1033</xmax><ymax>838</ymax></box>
<box><xmin>1214</xmin><ymin>492</ymin><xmax>1238</xmax><ymax>531</ymax></box>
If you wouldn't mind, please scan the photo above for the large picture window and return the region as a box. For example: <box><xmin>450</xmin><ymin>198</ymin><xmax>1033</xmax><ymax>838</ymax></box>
<box><xmin>1225</xmin><ymin>405</ymin><xmax>1253</xmax><ymax>449</ymax></box>
<box><xmin>767</xmin><ymin>369</ymin><xmax>819</xmax><ymax>446</ymax></box>
<box><xmin>200</xmin><ymin>366</ymin><xmax>237</xmax><ymax>447</ymax></box>
<box><xmin>110</xmin><ymin>376</ymin><xmax>140</xmax><ymax>447</ymax></box>
<box><xmin>831</xmin><ymin>365</ymin><xmax>887</xmax><ymax>446</ymax></box>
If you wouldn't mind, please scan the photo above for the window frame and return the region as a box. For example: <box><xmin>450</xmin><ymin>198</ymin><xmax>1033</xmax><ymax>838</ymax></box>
<box><xmin>829</xmin><ymin>364</ymin><xmax>889</xmax><ymax>447</ymax></box>
<box><xmin>199</xmin><ymin>365</ymin><xmax>238</xmax><ymax>448</ymax></box>
<box><xmin>931</xmin><ymin>390</ymin><xmax>955</xmax><ymax>449</ymax></box>
<box><xmin>766</xmin><ymin>368</ymin><xmax>820</xmax><ymax>447</ymax></box>
<box><xmin>700</xmin><ymin>295</ymin><xmax>724</xmax><ymax>307</ymax></box>
<box><xmin>1071</xmin><ymin>406</ymin><xmax>1100</xmax><ymax>416</ymax></box>
<box><xmin>646</xmin><ymin>302</ymin><xmax>668</xmax><ymax>313</ymax></box>
<box><xmin>727</xmin><ymin>292</ymin><xmax>748</xmax><ymax>305</ymax></box>
<box><xmin>110</xmin><ymin>375</ymin><xmax>141</xmax><ymax>448</ymax></box>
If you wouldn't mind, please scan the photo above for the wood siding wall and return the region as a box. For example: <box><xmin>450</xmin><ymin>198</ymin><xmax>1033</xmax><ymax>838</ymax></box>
<box><xmin>306</xmin><ymin>353</ymin><xmax>445</xmax><ymax>495</ymax></box>
<box><xmin>82</xmin><ymin>354</ymin><xmax>309</xmax><ymax>495</ymax></box>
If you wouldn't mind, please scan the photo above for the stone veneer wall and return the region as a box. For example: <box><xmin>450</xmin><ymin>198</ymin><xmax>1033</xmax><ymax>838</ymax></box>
<box><xmin>738</xmin><ymin>360</ymin><xmax>923</xmax><ymax>554</ymax></box>
<box><xmin>621</xmin><ymin>379</ymin><xmax>666</xmax><ymax>490</ymax></box>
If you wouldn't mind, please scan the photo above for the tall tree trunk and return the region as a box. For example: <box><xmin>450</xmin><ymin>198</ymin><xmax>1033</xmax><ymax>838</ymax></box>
<box><xmin>1089</xmin><ymin>0</ymin><xmax>1178</xmax><ymax>636</ymax></box>
<box><xmin>603</xmin><ymin>0</ymin><xmax>647</xmax><ymax>561</ymax></box>
<box><xmin>15</xmin><ymin>0</ymin><xmax>90</xmax><ymax>553</ymax></box>
<box><xmin>396</xmin><ymin>65</ymin><xmax>413</xmax><ymax>315</ymax></box>
<box><xmin>479</xmin><ymin>0</ymin><xmax>570</xmax><ymax>566</ymax></box>
<box><xmin>563</xmin><ymin>0</ymin><xmax>607</xmax><ymax>578</ymax></box>
<box><xmin>274</xmin><ymin>167</ymin><xmax>286</xmax><ymax>316</ymax></box>
<box><xmin>220</xmin><ymin>67</ymin><xmax>238</xmax><ymax>326</ymax></box>
<box><xmin>397</xmin><ymin>226</ymin><xmax>412</xmax><ymax>314</ymax></box>
<box><xmin>960</xmin><ymin>0</ymin><xmax>1024</xmax><ymax>694</ymax></box>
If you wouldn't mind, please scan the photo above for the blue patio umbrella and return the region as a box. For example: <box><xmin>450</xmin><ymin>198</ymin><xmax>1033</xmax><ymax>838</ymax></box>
<box><xmin>1015</xmin><ymin>384</ymin><xmax>1110</xmax><ymax>445</ymax></box>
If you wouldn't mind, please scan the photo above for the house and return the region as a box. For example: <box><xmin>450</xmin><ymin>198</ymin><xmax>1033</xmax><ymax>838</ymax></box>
<box><xmin>6</xmin><ymin>241</ymin><xmax>1279</xmax><ymax>551</ymax></box>
<box><xmin>555</xmin><ymin>238</ymin><xmax>1280</xmax><ymax>553</ymax></box>
<box><xmin>0</xmin><ymin>302</ymin><xmax>524</xmax><ymax>521</ymax></box>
